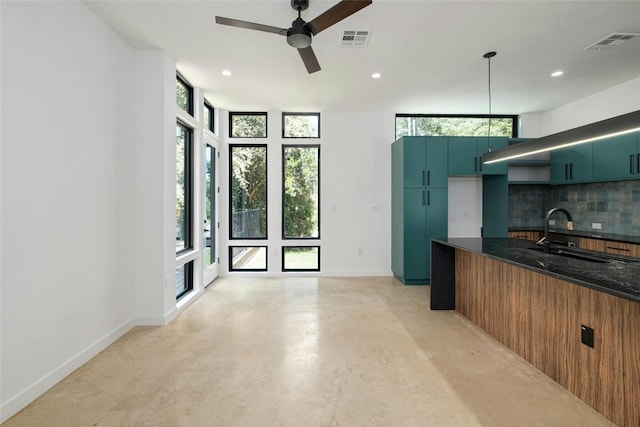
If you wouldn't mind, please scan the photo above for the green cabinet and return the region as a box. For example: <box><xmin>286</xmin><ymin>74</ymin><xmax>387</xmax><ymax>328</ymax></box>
<box><xmin>482</xmin><ymin>175</ymin><xmax>508</xmax><ymax>237</ymax></box>
<box><xmin>448</xmin><ymin>136</ymin><xmax>508</xmax><ymax>176</ymax></box>
<box><xmin>392</xmin><ymin>137</ymin><xmax>448</xmax><ymax>285</ymax></box>
<box><xmin>593</xmin><ymin>132</ymin><xmax>640</xmax><ymax>181</ymax></box>
<box><xmin>402</xmin><ymin>188</ymin><xmax>448</xmax><ymax>281</ymax></box>
<box><xmin>402</xmin><ymin>136</ymin><xmax>449</xmax><ymax>188</ymax></box>
<box><xmin>550</xmin><ymin>143</ymin><xmax>593</xmax><ymax>184</ymax></box>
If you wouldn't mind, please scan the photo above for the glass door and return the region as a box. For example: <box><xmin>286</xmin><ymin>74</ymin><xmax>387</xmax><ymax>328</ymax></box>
<box><xmin>203</xmin><ymin>143</ymin><xmax>219</xmax><ymax>285</ymax></box>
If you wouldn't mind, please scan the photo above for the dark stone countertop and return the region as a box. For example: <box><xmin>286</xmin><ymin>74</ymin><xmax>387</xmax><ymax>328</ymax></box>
<box><xmin>508</xmin><ymin>227</ymin><xmax>640</xmax><ymax>245</ymax></box>
<box><xmin>432</xmin><ymin>237</ymin><xmax>640</xmax><ymax>304</ymax></box>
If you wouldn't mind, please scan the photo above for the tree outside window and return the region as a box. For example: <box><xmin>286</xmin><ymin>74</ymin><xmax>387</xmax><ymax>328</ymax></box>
<box><xmin>395</xmin><ymin>115</ymin><xmax>516</xmax><ymax>139</ymax></box>
<box><xmin>283</xmin><ymin>146</ymin><xmax>319</xmax><ymax>239</ymax></box>
<box><xmin>230</xmin><ymin>145</ymin><xmax>267</xmax><ymax>239</ymax></box>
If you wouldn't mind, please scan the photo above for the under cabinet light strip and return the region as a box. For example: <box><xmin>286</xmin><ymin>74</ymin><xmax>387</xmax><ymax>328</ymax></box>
<box><xmin>483</xmin><ymin>110</ymin><xmax>640</xmax><ymax>164</ymax></box>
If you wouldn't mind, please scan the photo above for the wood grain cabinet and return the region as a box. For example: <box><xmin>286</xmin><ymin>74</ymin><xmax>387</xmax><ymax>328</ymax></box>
<box><xmin>578</xmin><ymin>237</ymin><xmax>640</xmax><ymax>258</ymax></box>
<box><xmin>392</xmin><ymin>137</ymin><xmax>448</xmax><ymax>284</ymax></box>
<box><xmin>508</xmin><ymin>231</ymin><xmax>542</xmax><ymax>242</ymax></box>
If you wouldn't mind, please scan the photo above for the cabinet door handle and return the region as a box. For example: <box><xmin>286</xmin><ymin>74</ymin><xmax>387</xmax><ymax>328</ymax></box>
<box><xmin>422</xmin><ymin>190</ymin><xmax>425</xmax><ymax>206</ymax></box>
<box><xmin>474</xmin><ymin>156</ymin><xmax>478</xmax><ymax>172</ymax></box>
<box><xmin>569</xmin><ymin>163</ymin><xmax>574</xmax><ymax>180</ymax></box>
<box><xmin>422</xmin><ymin>170</ymin><xmax>425</xmax><ymax>186</ymax></box>
<box><xmin>630</xmin><ymin>154</ymin><xmax>635</xmax><ymax>174</ymax></box>
<box><xmin>637</xmin><ymin>153</ymin><xmax>640</xmax><ymax>174</ymax></box>
<box><xmin>607</xmin><ymin>246</ymin><xmax>630</xmax><ymax>252</ymax></box>
<box><xmin>565</xmin><ymin>163</ymin><xmax>569</xmax><ymax>180</ymax></box>
<box><xmin>427</xmin><ymin>190</ymin><xmax>430</xmax><ymax>206</ymax></box>
<box><xmin>427</xmin><ymin>170</ymin><xmax>431</xmax><ymax>186</ymax></box>
<box><xmin>479</xmin><ymin>156</ymin><xmax>483</xmax><ymax>172</ymax></box>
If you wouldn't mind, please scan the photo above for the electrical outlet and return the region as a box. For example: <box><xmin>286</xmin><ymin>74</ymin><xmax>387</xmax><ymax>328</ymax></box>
<box><xmin>581</xmin><ymin>325</ymin><xmax>594</xmax><ymax>348</ymax></box>
<box><xmin>592</xmin><ymin>222</ymin><xmax>602</xmax><ymax>230</ymax></box>
<box><xmin>548</xmin><ymin>219</ymin><xmax>556</xmax><ymax>226</ymax></box>
<box><xmin>357</xmin><ymin>248</ymin><xmax>363</xmax><ymax>256</ymax></box>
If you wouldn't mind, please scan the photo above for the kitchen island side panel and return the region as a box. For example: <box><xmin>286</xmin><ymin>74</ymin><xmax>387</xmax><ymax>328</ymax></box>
<box><xmin>455</xmin><ymin>249</ymin><xmax>640</xmax><ymax>427</ymax></box>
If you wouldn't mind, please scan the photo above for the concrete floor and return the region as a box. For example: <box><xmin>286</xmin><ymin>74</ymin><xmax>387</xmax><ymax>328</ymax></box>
<box><xmin>3</xmin><ymin>277</ymin><xmax>614</xmax><ymax>426</ymax></box>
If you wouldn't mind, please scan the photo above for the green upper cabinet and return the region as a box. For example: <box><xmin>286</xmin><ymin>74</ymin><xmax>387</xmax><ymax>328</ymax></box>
<box><xmin>448</xmin><ymin>136</ymin><xmax>507</xmax><ymax>176</ymax></box>
<box><xmin>401</xmin><ymin>136</ymin><xmax>448</xmax><ymax>188</ymax></box>
<box><xmin>550</xmin><ymin>143</ymin><xmax>594</xmax><ymax>184</ymax></box>
<box><xmin>479</xmin><ymin>137</ymin><xmax>508</xmax><ymax>175</ymax></box>
<box><xmin>593</xmin><ymin>132</ymin><xmax>640</xmax><ymax>182</ymax></box>
<box><xmin>448</xmin><ymin>137</ymin><xmax>477</xmax><ymax>175</ymax></box>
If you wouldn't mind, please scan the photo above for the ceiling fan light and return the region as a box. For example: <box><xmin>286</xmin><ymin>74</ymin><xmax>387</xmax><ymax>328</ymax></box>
<box><xmin>287</xmin><ymin>32</ymin><xmax>312</xmax><ymax>48</ymax></box>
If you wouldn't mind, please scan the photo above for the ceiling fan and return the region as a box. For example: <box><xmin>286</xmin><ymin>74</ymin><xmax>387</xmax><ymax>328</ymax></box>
<box><xmin>215</xmin><ymin>0</ymin><xmax>372</xmax><ymax>74</ymax></box>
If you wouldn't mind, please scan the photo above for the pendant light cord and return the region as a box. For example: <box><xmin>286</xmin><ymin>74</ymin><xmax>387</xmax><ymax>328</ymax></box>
<box><xmin>484</xmin><ymin>51</ymin><xmax>496</xmax><ymax>152</ymax></box>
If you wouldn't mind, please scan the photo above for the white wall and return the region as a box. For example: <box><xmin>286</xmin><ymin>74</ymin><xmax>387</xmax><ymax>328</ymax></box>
<box><xmin>448</xmin><ymin>178</ymin><xmax>483</xmax><ymax>237</ymax></box>
<box><xmin>0</xmin><ymin>1</ymin><xmax>181</xmax><ymax>420</ymax></box>
<box><xmin>321</xmin><ymin>112</ymin><xmax>395</xmax><ymax>276</ymax></box>
<box><xmin>0</xmin><ymin>1</ymin><xmax>137</xmax><ymax>419</ymax></box>
<box><xmin>542</xmin><ymin>77</ymin><xmax>640</xmax><ymax>135</ymax></box>
<box><xmin>131</xmin><ymin>51</ymin><xmax>180</xmax><ymax>324</ymax></box>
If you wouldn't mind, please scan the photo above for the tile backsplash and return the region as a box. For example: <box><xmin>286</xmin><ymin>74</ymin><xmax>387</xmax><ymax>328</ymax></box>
<box><xmin>509</xmin><ymin>180</ymin><xmax>640</xmax><ymax>236</ymax></box>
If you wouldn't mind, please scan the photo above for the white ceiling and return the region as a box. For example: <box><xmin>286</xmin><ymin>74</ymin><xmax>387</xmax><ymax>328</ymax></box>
<box><xmin>85</xmin><ymin>0</ymin><xmax>640</xmax><ymax>114</ymax></box>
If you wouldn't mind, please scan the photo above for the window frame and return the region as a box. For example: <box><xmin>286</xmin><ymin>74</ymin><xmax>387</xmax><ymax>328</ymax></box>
<box><xmin>281</xmin><ymin>144</ymin><xmax>320</xmax><ymax>240</ymax></box>
<box><xmin>204</xmin><ymin>144</ymin><xmax>216</xmax><ymax>266</ymax></box>
<box><xmin>282</xmin><ymin>112</ymin><xmax>321</xmax><ymax>139</ymax></box>
<box><xmin>229</xmin><ymin>112</ymin><xmax>268</xmax><ymax>138</ymax></box>
<box><xmin>204</xmin><ymin>101</ymin><xmax>215</xmax><ymax>133</ymax></box>
<box><xmin>229</xmin><ymin>246</ymin><xmax>268</xmax><ymax>272</ymax></box>
<box><xmin>395</xmin><ymin>113</ymin><xmax>518</xmax><ymax>139</ymax></box>
<box><xmin>282</xmin><ymin>246</ymin><xmax>321</xmax><ymax>272</ymax></box>
<box><xmin>176</xmin><ymin>120</ymin><xmax>193</xmax><ymax>255</ymax></box>
<box><xmin>229</xmin><ymin>144</ymin><xmax>268</xmax><ymax>240</ymax></box>
<box><xmin>176</xmin><ymin>261</ymin><xmax>194</xmax><ymax>300</ymax></box>
<box><xmin>176</xmin><ymin>73</ymin><xmax>194</xmax><ymax>116</ymax></box>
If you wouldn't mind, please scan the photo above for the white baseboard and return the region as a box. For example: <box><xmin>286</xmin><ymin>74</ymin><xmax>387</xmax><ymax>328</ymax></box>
<box><xmin>220</xmin><ymin>270</ymin><xmax>394</xmax><ymax>278</ymax></box>
<box><xmin>319</xmin><ymin>270</ymin><xmax>394</xmax><ymax>277</ymax></box>
<box><xmin>134</xmin><ymin>315</ymin><xmax>168</xmax><ymax>326</ymax></box>
<box><xmin>0</xmin><ymin>318</ymin><xmax>135</xmax><ymax>423</ymax></box>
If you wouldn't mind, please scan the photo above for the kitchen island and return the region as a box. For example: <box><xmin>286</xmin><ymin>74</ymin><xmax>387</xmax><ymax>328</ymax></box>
<box><xmin>431</xmin><ymin>237</ymin><xmax>640</xmax><ymax>427</ymax></box>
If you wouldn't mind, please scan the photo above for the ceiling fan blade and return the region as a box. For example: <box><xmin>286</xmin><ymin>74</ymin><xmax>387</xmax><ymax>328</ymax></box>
<box><xmin>307</xmin><ymin>0</ymin><xmax>372</xmax><ymax>35</ymax></box>
<box><xmin>298</xmin><ymin>46</ymin><xmax>321</xmax><ymax>74</ymax></box>
<box><xmin>215</xmin><ymin>16</ymin><xmax>287</xmax><ymax>35</ymax></box>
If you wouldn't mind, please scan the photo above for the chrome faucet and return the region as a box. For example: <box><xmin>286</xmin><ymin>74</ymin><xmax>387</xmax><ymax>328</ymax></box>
<box><xmin>541</xmin><ymin>207</ymin><xmax>574</xmax><ymax>253</ymax></box>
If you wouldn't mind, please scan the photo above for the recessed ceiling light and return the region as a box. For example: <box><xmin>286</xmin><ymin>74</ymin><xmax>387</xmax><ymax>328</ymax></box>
<box><xmin>371</xmin><ymin>72</ymin><xmax>381</xmax><ymax>79</ymax></box>
<box><xmin>222</xmin><ymin>70</ymin><xmax>232</xmax><ymax>76</ymax></box>
<box><xmin>551</xmin><ymin>70</ymin><xmax>564</xmax><ymax>77</ymax></box>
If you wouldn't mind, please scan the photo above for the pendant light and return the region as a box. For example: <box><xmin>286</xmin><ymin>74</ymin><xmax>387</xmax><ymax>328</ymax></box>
<box><xmin>483</xmin><ymin>51</ymin><xmax>496</xmax><ymax>152</ymax></box>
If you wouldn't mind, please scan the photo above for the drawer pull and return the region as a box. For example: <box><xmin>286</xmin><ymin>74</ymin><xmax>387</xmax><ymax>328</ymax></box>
<box><xmin>606</xmin><ymin>246</ymin><xmax>630</xmax><ymax>252</ymax></box>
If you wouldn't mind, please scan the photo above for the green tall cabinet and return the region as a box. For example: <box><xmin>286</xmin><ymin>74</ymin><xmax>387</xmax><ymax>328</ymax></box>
<box><xmin>392</xmin><ymin>137</ymin><xmax>448</xmax><ymax>285</ymax></box>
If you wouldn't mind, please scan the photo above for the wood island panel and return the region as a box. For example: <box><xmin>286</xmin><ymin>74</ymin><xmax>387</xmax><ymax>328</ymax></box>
<box><xmin>578</xmin><ymin>237</ymin><xmax>640</xmax><ymax>258</ymax></box>
<box><xmin>455</xmin><ymin>249</ymin><xmax>640</xmax><ymax>427</ymax></box>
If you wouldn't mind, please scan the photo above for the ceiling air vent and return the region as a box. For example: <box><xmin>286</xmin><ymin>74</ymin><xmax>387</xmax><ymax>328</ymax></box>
<box><xmin>340</xmin><ymin>30</ymin><xmax>370</xmax><ymax>47</ymax></box>
<box><xmin>584</xmin><ymin>33</ymin><xmax>640</xmax><ymax>51</ymax></box>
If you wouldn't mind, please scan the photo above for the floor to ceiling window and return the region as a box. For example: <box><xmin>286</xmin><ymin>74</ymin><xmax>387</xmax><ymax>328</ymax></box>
<box><xmin>229</xmin><ymin>137</ymin><xmax>268</xmax><ymax>271</ymax></box>
<box><xmin>176</xmin><ymin>74</ymin><xmax>194</xmax><ymax>300</ymax></box>
<box><xmin>280</xmin><ymin>113</ymin><xmax>321</xmax><ymax>271</ymax></box>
